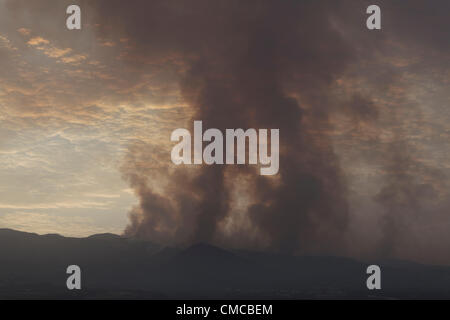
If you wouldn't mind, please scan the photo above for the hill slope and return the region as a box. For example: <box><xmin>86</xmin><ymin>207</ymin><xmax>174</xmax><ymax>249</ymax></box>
<box><xmin>1</xmin><ymin>229</ymin><xmax>449</xmax><ymax>299</ymax></box>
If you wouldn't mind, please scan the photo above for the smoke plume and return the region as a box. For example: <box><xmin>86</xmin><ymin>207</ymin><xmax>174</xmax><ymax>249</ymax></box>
<box><xmin>85</xmin><ymin>0</ymin><xmax>450</xmax><ymax>261</ymax></box>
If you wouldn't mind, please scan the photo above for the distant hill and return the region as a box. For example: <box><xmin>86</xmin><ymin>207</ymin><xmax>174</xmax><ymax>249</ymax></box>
<box><xmin>1</xmin><ymin>228</ymin><xmax>450</xmax><ymax>299</ymax></box>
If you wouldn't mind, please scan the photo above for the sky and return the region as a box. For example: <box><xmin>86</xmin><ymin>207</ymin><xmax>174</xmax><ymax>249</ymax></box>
<box><xmin>0</xmin><ymin>0</ymin><xmax>188</xmax><ymax>236</ymax></box>
<box><xmin>0</xmin><ymin>0</ymin><xmax>449</xmax><ymax>264</ymax></box>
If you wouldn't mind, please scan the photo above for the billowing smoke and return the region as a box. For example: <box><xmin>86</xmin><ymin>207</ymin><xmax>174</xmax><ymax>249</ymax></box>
<box><xmin>84</xmin><ymin>0</ymin><xmax>450</xmax><ymax>261</ymax></box>
<box><xmin>83</xmin><ymin>0</ymin><xmax>357</xmax><ymax>254</ymax></box>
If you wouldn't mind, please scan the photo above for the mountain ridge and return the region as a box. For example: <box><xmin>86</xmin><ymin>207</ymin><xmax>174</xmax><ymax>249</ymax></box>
<box><xmin>1</xmin><ymin>228</ymin><xmax>450</xmax><ymax>299</ymax></box>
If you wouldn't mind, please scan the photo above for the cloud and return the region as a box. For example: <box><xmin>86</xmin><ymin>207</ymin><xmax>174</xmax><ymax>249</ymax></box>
<box><xmin>17</xmin><ymin>28</ymin><xmax>31</xmax><ymax>36</ymax></box>
<box><xmin>0</xmin><ymin>201</ymin><xmax>110</xmax><ymax>210</ymax></box>
<box><xmin>60</xmin><ymin>53</ymin><xmax>87</xmax><ymax>64</ymax></box>
<box><xmin>27</xmin><ymin>36</ymin><xmax>49</xmax><ymax>46</ymax></box>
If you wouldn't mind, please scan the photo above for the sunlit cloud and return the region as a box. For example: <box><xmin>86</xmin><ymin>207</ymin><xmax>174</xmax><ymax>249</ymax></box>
<box><xmin>27</xmin><ymin>36</ymin><xmax>49</xmax><ymax>46</ymax></box>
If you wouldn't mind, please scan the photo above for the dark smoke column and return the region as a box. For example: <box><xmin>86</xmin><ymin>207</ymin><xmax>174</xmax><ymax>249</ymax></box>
<box><xmin>91</xmin><ymin>0</ymin><xmax>356</xmax><ymax>254</ymax></box>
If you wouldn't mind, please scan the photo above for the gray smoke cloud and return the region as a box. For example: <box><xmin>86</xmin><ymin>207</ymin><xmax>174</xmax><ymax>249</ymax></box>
<box><xmin>85</xmin><ymin>0</ymin><xmax>450</xmax><ymax>261</ymax></box>
<box><xmin>87</xmin><ymin>0</ymin><xmax>360</xmax><ymax>255</ymax></box>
